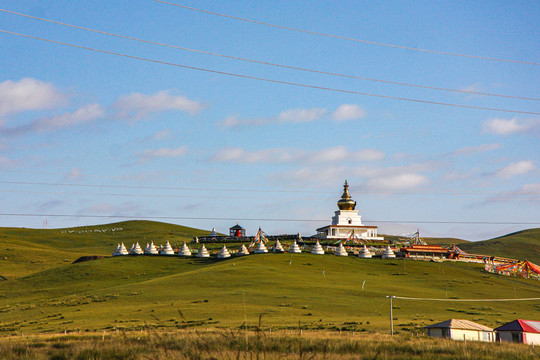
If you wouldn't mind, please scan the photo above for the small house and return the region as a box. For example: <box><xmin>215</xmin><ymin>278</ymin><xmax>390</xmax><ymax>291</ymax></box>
<box><xmin>229</xmin><ymin>223</ymin><xmax>246</xmax><ymax>237</ymax></box>
<box><xmin>494</xmin><ymin>319</ymin><xmax>540</xmax><ymax>345</ymax></box>
<box><xmin>426</xmin><ymin>319</ymin><xmax>494</xmax><ymax>342</ymax></box>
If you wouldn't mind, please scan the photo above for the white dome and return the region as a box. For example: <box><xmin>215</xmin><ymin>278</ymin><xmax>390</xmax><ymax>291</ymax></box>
<box><xmin>382</xmin><ymin>245</ymin><xmax>396</xmax><ymax>258</ymax></box>
<box><xmin>288</xmin><ymin>240</ymin><xmax>302</xmax><ymax>253</ymax></box>
<box><xmin>217</xmin><ymin>245</ymin><xmax>231</xmax><ymax>258</ymax></box>
<box><xmin>178</xmin><ymin>243</ymin><xmax>192</xmax><ymax>257</ymax></box>
<box><xmin>358</xmin><ymin>245</ymin><xmax>372</xmax><ymax>258</ymax></box>
<box><xmin>196</xmin><ymin>244</ymin><xmax>210</xmax><ymax>258</ymax></box>
<box><xmin>160</xmin><ymin>241</ymin><xmax>175</xmax><ymax>255</ymax></box>
<box><xmin>311</xmin><ymin>240</ymin><xmax>325</xmax><ymax>255</ymax></box>
<box><xmin>144</xmin><ymin>242</ymin><xmax>159</xmax><ymax>255</ymax></box>
<box><xmin>254</xmin><ymin>241</ymin><xmax>268</xmax><ymax>254</ymax></box>
<box><xmin>334</xmin><ymin>243</ymin><xmax>348</xmax><ymax>256</ymax></box>
<box><xmin>272</xmin><ymin>240</ymin><xmax>284</xmax><ymax>253</ymax></box>
<box><xmin>236</xmin><ymin>244</ymin><xmax>250</xmax><ymax>256</ymax></box>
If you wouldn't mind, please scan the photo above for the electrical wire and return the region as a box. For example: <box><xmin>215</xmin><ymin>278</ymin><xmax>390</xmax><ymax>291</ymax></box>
<box><xmin>1</xmin><ymin>8</ymin><xmax>536</xmax><ymax>101</ymax></box>
<box><xmin>152</xmin><ymin>0</ymin><xmax>540</xmax><ymax>66</ymax></box>
<box><xmin>3</xmin><ymin>189</ymin><xmax>539</xmax><ymax>202</ymax></box>
<box><xmin>2</xmin><ymin>180</ymin><xmax>540</xmax><ymax>196</ymax></box>
<box><xmin>1</xmin><ymin>29</ymin><xmax>539</xmax><ymax>116</ymax></box>
<box><xmin>393</xmin><ymin>296</ymin><xmax>540</xmax><ymax>302</ymax></box>
<box><xmin>0</xmin><ymin>213</ymin><xmax>539</xmax><ymax>226</ymax></box>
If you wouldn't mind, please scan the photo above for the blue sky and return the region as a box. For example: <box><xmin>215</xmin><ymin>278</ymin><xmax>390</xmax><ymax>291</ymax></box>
<box><xmin>0</xmin><ymin>0</ymin><xmax>539</xmax><ymax>240</ymax></box>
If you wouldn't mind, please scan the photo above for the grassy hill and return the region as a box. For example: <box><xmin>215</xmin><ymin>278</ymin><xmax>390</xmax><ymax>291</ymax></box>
<box><xmin>1</xmin><ymin>221</ymin><xmax>539</xmax><ymax>336</ymax></box>
<box><xmin>459</xmin><ymin>228</ymin><xmax>540</xmax><ymax>264</ymax></box>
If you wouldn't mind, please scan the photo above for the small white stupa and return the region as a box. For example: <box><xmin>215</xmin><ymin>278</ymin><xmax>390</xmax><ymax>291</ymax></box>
<box><xmin>178</xmin><ymin>243</ymin><xmax>192</xmax><ymax>257</ymax></box>
<box><xmin>196</xmin><ymin>244</ymin><xmax>210</xmax><ymax>258</ymax></box>
<box><xmin>358</xmin><ymin>245</ymin><xmax>372</xmax><ymax>258</ymax></box>
<box><xmin>217</xmin><ymin>245</ymin><xmax>231</xmax><ymax>258</ymax></box>
<box><xmin>160</xmin><ymin>241</ymin><xmax>175</xmax><ymax>255</ymax></box>
<box><xmin>288</xmin><ymin>240</ymin><xmax>302</xmax><ymax>253</ymax></box>
<box><xmin>254</xmin><ymin>241</ymin><xmax>268</xmax><ymax>254</ymax></box>
<box><xmin>129</xmin><ymin>242</ymin><xmax>144</xmax><ymax>255</ymax></box>
<box><xmin>334</xmin><ymin>242</ymin><xmax>348</xmax><ymax>256</ymax></box>
<box><xmin>271</xmin><ymin>240</ymin><xmax>285</xmax><ymax>253</ymax></box>
<box><xmin>311</xmin><ymin>240</ymin><xmax>325</xmax><ymax>255</ymax></box>
<box><xmin>382</xmin><ymin>245</ymin><xmax>396</xmax><ymax>258</ymax></box>
<box><xmin>112</xmin><ymin>243</ymin><xmax>129</xmax><ymax>256</ymax></box>
<box><xmin>209</xmin><ymin>227</ymin><xmax>218</xmax><ymax>237</ymax></box>
<box><xmin>236</xmin><ymin>244</ymin><xmax>250</xmax><ymax>256</ymax></box>
<box><xmin>144</xmin><ymin>242</ymin><xmax>159</xmax><ymax>255</ymax></box>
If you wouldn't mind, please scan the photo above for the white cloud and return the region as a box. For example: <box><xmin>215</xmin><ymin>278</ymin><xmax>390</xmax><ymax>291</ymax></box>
<box><xmin>366</xmin><ymin>172</ymin><xmax>429</xmax><ymax>191</ymax></box>
<box><xmin>450</xmin><ymin>143</ymin><xmax>501</xmax><ymax>156</ymax></box>
<box><xmin>209</xmin><ymin>146</ymin><xmax>384</xmax><ymax>164</ymax></box>
<box><xmin>482</xmin><ymin>118</ymin><xmax>532</xmax><ymax>135</ymax></box>
<box><xmin>0</xmin><ymin>155</ymin><xmax>16</xmax><ymax>167</ymax></box>
<box><xmin>1</xmin><ymin>104</ymin><xmax>104</xmax><ymax>135</ymax></box>
<box><xmin>148</xmin><ymin>129</ymin><xmax>171</xmax><ymax>141</ymax></box>
<box><xmin>0</xmin><ymin>78</ymin><xmax>65</xmax><ymax>117</ymax></box>
<box><xmin>140</xmin><ymin>145</ymin><xmax>188</xmax><ymax>160</ymax></box>
<box><xmin>65</xmin><ymin>168</ymin><xmax>83</xmax><ymax>180</ymax></box>
<box><xmin>113</xmin><ymin>90</ymin><xmax>204</xmax><ymax>119</ymax></box>
<box><xmin>495</xmin><ymin>160</ymin><xmax>535</xmax><ymax>178</ymax></box>
<box><xmin>330</xmin><ymin>104</ymin><xmax>366</xmax><ymax>122</ymax></box>
<box><xmin>217</xmin><ymin>105</ymin><xmax>364</xmax><ymax>128</ymax></box>
<box><xmin>277</xmin><ymin>108</ymin><xmax>326</xmax><ymax>123</ymax></box>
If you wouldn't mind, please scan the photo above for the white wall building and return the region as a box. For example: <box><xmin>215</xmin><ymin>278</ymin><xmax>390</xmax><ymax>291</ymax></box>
<box><xmin>426</xmin><ymin>319</ymin><xmax>494</xmax><ymax>342</ymax></box>
<box><xmin>316</xmin><ymin>181</ymin><xmax>384</xmax><ymax>241</ymax></box>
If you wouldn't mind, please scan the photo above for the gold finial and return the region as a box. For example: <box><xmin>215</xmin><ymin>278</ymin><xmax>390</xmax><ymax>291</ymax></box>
<box><xmin>337</xmin><ymin>180</ymin><xmax>356</xmax><ymax>210</ymax></box>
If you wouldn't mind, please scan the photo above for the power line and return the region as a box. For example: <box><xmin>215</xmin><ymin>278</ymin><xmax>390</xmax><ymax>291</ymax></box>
<box><xmin>1</xmin><ymin>8</ymin><xmax>536</xmax><ymax>101</ymax></box>
<box><xmin>3</xmin><ymin>189</ymin><xmax>539</xmax><ymax>202</ymax></box>
<box><xmin>2</xmin><ymin>180</ymin><xmax>540</xmax><ymax>196</ymax></box>
<box><xmin>1</xmin><ymin>29</ymin><xmax>539</xmax><ymax>116</ymax></box>
<box><xmin>153</xmin><ymin>0</ymin><xmax>540</xmax><ymax>66</ymax></box>
<box><xmin>393</xmin><ymin>296</ymin><xmax>540</xmax><ymax>302</ymax></box>
<box><xmin>0</xmin><ymin>213</ymin><xmax>539</xmax><ymax>226</ymax></box>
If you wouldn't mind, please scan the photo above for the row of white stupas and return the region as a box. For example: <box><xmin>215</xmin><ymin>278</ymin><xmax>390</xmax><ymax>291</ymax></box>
<box><xmin>112</xmin><ymin>241</ymin><xmax>397</xmax><ymax>258</ymax></box>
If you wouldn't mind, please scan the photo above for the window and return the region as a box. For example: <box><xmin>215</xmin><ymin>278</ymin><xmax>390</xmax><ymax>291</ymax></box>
<box><xmin>511</xmin><ymin>332</ymin><xmax>522</xmax><ymax>343</ymax></box>
<box><xmin>441</xmin><ymin>328</ymin><xmax>450</xmax><ymax>338</ymax></box>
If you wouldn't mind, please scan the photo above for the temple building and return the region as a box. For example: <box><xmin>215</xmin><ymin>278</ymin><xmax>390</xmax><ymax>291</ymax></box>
<box><xmin>229</xmin><ymin>223</ymin><xmax>246</xmax><ymax>237</ymax></box>
<box><xmin>316</xmin><ymin>181</ymin><xmax>384</xmax><ymax>241</ymax></box>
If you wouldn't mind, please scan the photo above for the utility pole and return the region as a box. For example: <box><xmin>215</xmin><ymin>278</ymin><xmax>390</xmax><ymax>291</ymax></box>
<box><xmin>386</xmin><ymin>295</ymin><xmax>396</xmax><ymax>335</ymax></box>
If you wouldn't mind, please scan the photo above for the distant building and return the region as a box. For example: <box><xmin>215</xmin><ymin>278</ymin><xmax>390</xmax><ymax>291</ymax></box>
<box><xmin>229</xmin><ymin>223</ymin><xmax>246</xmax><ymax>237</ymax></box>
<box><xmin>316</xmin><ymin>181</ymin><xmax>383</xmax><ymax>241</ymax></box>
<box><xmin>495</xmin><ymin>319</ymin><xmax>540</xmax><ymax>345</ymax></box>
<box><xmin>426</xmin><ymin>319</ymin><xmax>494</xmax><ymax>342</ymax></box>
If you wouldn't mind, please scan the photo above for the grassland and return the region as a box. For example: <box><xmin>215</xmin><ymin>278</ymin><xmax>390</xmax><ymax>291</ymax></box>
<box><xmin>1</xmin><ymin>330</ymin><xmax>539</xmax><ymax>360</ymax></box>
<box><xmin>459</xmin><ymin>228</ymin><xmax>540</xmax><ymax>264</ymax></box>
<box><xmin>0</xmin><ymin>220</ymin><xmax>539</xmax><ymax>340</ymax></box>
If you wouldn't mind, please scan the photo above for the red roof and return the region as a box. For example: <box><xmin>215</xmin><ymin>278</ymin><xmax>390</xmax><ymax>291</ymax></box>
<box><xmin>495</xmin><ymin>319</ymin><xmax>540</xmax><ymax>333</ymax></box>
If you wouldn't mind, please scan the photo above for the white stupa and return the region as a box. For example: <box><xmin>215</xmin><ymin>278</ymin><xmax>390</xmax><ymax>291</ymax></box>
<box><xmin>144</xmin><ymin>242</ymin><xmax>159</xmax><ymax>255</ymax></box>
<box><xmin>160</xmin><ymin>241</ymin><xmax>175</xmax><ymax>255</ymax></box>
<box><xmin>129</xmin><ymin>242</ymin><xmax>144</xmax><ymax>255</ymax></box>
<box><xmin>254</xmin><ymin>241</ymin><xmax>268</xmax><ymax>254</ymax></box>
<box><xmin>311</xmin><ymin>240</ymin><xmax>325</xmax><ymax>255</ymax></box>
<box><xmin>288</xmin><ymin>240</ymin><xmax>302</xmax><ymax>253</ymax></box>
<box><xmin>334</xmin><ymin>242</ymin><xmax>348</xmax><ymax>256</ymax></box>
<box><xmin>358</xmin><ymin>245</ymin><xmax>372</xmax><ymax>258</ymax></box>
<box><xmin>196</xmin><ymin>244</ymin><xmax>210</xmax><ymax>258</ymax></box>
<box><xmin>236</xmin><ymin>244</ymin><xmax>250</xmax><ymax>256</ymax></box>
<box><xmin>112</xmin><ymin>243</ymin><xmax>129</xmax><ymax>256</ymax></box>
<box><xmin>382</xmin><ymin>245</ymin><xmax>396</xmax><ymax>258</ymax></box>
<box><xmin>271</xmin><ymin>240</ymin><xmax>285</xmax><ymax>253</ymax></box>
<box><xmin>217</xmin><ymin>245</ymin><xmax>231</xmax><ymax>258</ymax></box>
<box><xmin>178</xmin><ymin>243</ymin><xmax>192</xmax><ymax>257</ymax></box>
<box><xmin>209</xmin><ymin>227</ymin><xmax>218</xmax><ymax>237</ymax></box>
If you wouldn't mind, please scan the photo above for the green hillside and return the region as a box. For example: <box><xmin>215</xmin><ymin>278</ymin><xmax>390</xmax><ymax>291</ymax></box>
<box><xmin>1</xmin><ymin>221</ymin><xmax>539</xmax><ymax>336</ymax></box>
<box><xmin>0</xmin><ymin>220</ymin><xmax>210</xmax><ymax>278</ymax></box>
<box><xmin>459</xmin><ymin>228</ymin><xmax>540</xmax><ymax>264</ymax></box>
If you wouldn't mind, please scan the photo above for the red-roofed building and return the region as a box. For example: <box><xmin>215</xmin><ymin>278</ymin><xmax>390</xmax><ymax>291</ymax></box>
<box><xmin>494</xmin><ymin>319</ymin><xmax>540</xmax><ymax>345</ymax></box>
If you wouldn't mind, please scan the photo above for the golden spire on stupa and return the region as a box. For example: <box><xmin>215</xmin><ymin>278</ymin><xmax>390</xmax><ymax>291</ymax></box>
<box><xmin>337</xmin><ymin>180</ymin><xmax>356</xmax><ymax>210</ymax></box>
